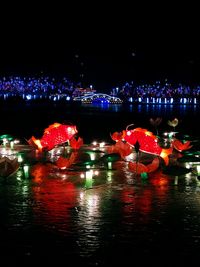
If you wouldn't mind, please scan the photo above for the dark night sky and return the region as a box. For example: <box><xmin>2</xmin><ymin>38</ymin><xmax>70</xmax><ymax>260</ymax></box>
<box><xmin>0</xmin><ymin>3</ymin><xmax>199</xmax><ymax>91</ymax></box>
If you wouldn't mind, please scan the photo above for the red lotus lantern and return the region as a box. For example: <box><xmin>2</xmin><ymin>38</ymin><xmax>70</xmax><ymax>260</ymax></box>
<box><xmin>172</xmin><ymin>139</ymin><xmax>193</xmax><ymax>152</ymax></box>
<box><xmin>70</xmin><ymin>136</ymin><xmax>83</xmax><ymax>150</ymax></box>
<box><xmin>107</xmin><ymin>140</ymin><xmax>132</xmax><ymax>159</ymax></box>
<box><xmin>128</xmin><ymin>157</ymin><xmax>160</xmax><ymax>174</ymax></box>
<box><xmin>55</xmin><ymin>152</ymin><xmax>77</xmax><ymax>169</ymax></box>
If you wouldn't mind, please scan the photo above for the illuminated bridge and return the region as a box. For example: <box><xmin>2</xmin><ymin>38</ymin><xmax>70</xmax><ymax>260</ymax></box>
<box><xmin>73</xmin><ymin>93</ymin><xmax>123</xmax><ymax>104</ymax></box>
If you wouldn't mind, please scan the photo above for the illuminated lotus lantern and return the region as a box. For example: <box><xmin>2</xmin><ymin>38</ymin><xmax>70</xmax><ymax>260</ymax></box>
<box><xmin>128</xmin><ymin>157</ymin><xmax>160</xmax><ymax>175</ymax></box>
<box><xmin>110</xmin><ymin>131</ymin><xmax>125</xmax><ymax>142</ymax></box>
<box><xmin>0</xmin><ymin>134</ymin><xmax>14</xmax><ymax>142</ymax></box>
<box><xmin>0</xmin><ymin>134</ymin><xmax>14</xmax><ymax>148</ymax></box>
<box><xmin>107</xmin><ymin>140</ymin><xmax>132</xmax><ymax>160</ymax></box>
<box><xmin>28</xmin><ymin>122</ymin><xmax>78</xmax><ymax>151</ymax></box>
<box><xmin>55</xmin><ymin>152</ymin><xmax>77</xmax><ymax>169</ymax></box>
<box><xmin>168</xmin><ymin>118</ymin><xmax>179</xmax><ymax>132</ymax></box>
<box><xmin>123</xmin><ymin>126</ymin><xmax>173</xmax><ymax>165</ymax></box>
<box><xmin>69</xmin><ymin>136</ymin><xmax>83</xmax><ymax>150</ymax></box>
<box><xmin>172</xmin><ymin>139</ymin><xmax>193</xmax><ymax>152</ymax></box>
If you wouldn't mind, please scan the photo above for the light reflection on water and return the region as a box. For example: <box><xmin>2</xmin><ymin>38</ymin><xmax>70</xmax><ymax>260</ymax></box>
<box><xmin>85</xmin><ymin>102</ymin><xmax>199</xmax><ymax>117</ymax></box>
<box><xmin>1</xmin><ymin>155</ymin><xmax>200</xmax><ymax>265</ymax></box>
<box><xmin>1</xmin><ymin>103</ymin><xmax>200</xmax><ymax>265</ymax></box>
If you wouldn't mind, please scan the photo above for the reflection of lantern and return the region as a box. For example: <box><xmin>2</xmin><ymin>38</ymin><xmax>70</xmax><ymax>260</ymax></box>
<box><xmin>107</xmin><ymin>171</ymin><xmax>112</xmax><ymax>183</ymax></box>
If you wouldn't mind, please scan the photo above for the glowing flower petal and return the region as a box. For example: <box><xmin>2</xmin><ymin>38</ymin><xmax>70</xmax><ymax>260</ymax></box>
<box><xmin>149</xmin><ymin>117</ymin><xmax>162</xmax><ymax>127</ymax></box>
<box><xmin>146</xmin><ymin>157</ymin><xmax>160</xmax><ymax>173</ymax></box>
<box><xmin>168</xmin><ymin>118</ymin><xmax>179</xmax><ymax>127</ymax></box>
<box><xmin>172</xmin><ymin>139</ymin><xmax>193</xmax><ymax>152</ymax></box>
<box><xmin>56</xmin><ymin>152</ymin><xmax>77</xmax><ymax>169</ymax></box>
<box><xmin>108</xmin><ymin>140</ymin><xmax>132</xmax><ymax>159</ymax></box>
<box><xmin>70</xmin><ymin>136</ymin><xmax>83</xmax><ymax>150</ymax></box>
<box><xmin>110</xmin><ymin>131</ymin><xmax>125</xmax><ymax>142</ymax></box>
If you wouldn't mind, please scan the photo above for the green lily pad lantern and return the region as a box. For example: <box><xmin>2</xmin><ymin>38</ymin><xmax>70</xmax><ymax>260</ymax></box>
<box><xmin>0</xmin><ymin>134</ymin><xmax>14</xmax><ymax>141</ymax></box>
<box><xmin>163</xmin><ymin>165</ymin><xmax>191</xmax><ymax>176</ymax></box>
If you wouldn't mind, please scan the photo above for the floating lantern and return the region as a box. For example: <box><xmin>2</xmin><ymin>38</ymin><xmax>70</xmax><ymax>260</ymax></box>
<box><xmin>28</xmin><ymin>122</ymin><xmax>78</xmax><ymax>151</ymax></box>
<box><xmin>99</xmin><ymin>142</ymin><xmax>105</xmax><ymax>148</ymax></box>
<box><xmin>168</xmin><ymin>118</ymin><xmax>179</xmax><ymax>132</ymax></box>
<box><xmin>92</xmin><ymin>141</ymin><xmax>97</xmax><ymax>146</ymax></box>
<box><xmin>23</xmin><ymin>164</ymin><xmax>30</xmax><ymax>178</ymax></box>
<box><xmin>107</xmin><ymin>140</ymin><xmax>132</xmax><ymax>159</ymax></box>
<box><xmin>0</xmin><ymin>134</ymin><xmax>14</xmax><ymax>144</ymax></box>
<box><xmin>107</xmin><ymin>161</ymin><xmax>112</xmax><ymax>170</ymax></box>
<box><xmin>17</xmin><ymin>154</ymin><xmax>23</xmax><ymax>163</ymax></box>
<box><xmin>14</xmin><ymin>139</ymin><xmax>20</xmax><ymax>145</ymax></box>
<box><xmin>10</xmin><ymin>141</ymin><xmax>14</xmax><ymax>150</ymax></box>
<box><xmin>80</xmin><ymin>173</ymin><xmax>85</xmax><ymax>178</ymax></box>
<box><xmin>107</xmin><ymin>171</ymin><xmax>112</xmax><ymax>183</ymax></box>
<box><xmin>70</xmin><ymin>136</ymin><xmax>83</xmax><ymax>149</ymax></box>
<box><xmin>172</xmin><ymin>139</ymin><xmax>193</xmax><ymax>152</ymax></box>
<box><xmin>85</xmin><ymin>170</ymin><xmax>93</xmax><ymax>189</ymax></box>
<box><xmin>123</xmin><ymin>127</ymin><xmax>173</xmax><ymax>165</ymax></box>
<box><xmin>86</xmin><ymin>170</ymin><xmax>93</xmax><ymax>179</ymax></box>
<box><xmin>3</xmin><ymin>138</ymin><xmax>8</xmax><ymax>147</ymax></box>
<box><xmin>89</xmin><ymin>152</ymin><xmax>96</xmax><ymax>161</ymax></box>
<box><xmin>128</xmin><ymin>157</ymin><xmax>160</xmax><ymax>175</ymax></box>
<box><xmin>110</xmin><ymin>131</ymin><xmax>125</xmax><ymax>142</ymax></box>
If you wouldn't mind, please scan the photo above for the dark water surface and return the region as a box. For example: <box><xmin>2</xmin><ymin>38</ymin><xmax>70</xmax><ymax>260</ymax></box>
<box><xmin>0</xmin><ymin>101</ymin><xmax>200</xmax><ymax>266</ymax></box>
<box><xmin>1</xmin><ymin>100</ymin><xmax>199</xmax><ymax>142</ymax></box>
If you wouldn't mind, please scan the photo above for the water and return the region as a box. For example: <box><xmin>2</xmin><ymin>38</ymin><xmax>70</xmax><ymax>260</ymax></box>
<box><xmin>1</xmin><ymin>100</ymin><xmax>199</xmax><ymax>142</ymax></box>
<box><xmin>0</xmin><ymin>100</ymin><xmax>200</xmax><ymax>266</ymax></box>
